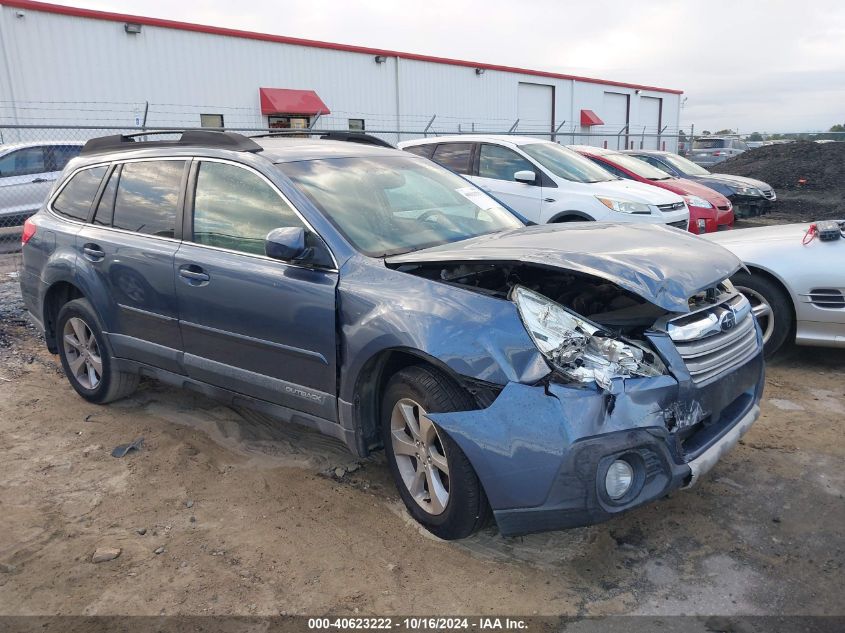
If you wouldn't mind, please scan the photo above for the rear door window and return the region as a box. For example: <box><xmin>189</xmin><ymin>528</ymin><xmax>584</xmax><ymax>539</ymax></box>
<box><xmin>46</xmin><ymin>145</ymin><xmax>82</xmax><ymax>172</ymax></box>
<box><xmin>431</xmin><ymin>143</ymin><xmax>473</xmax><ymax>175</ymax></box>
<box><xmin>92</xmin><ymin>165</ymin><xmax>120</xmax><ymax>226</ymax></box>
<box><xmin>112</xmin><ymin>160</ymin><xmax>186</xmax><ymax>238</ymax></box>
<box><xmin>52</xmin><ymin>165</ymin><xmax>108</xmax><ymax>221</ymax></box>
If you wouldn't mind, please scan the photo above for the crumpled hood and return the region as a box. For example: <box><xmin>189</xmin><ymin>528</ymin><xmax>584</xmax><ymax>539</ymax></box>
<box><xmin>386</xmin><ymin>223</ymin><xmax>743</xmax><ymax>313</ymax></box>
<box><xmin>696</xmin><ymin>173</ymin><xmax>773</xmax><ymax>192</ymax></box>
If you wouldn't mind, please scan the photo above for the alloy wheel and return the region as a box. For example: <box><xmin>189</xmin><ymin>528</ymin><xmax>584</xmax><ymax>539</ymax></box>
<box><xmin>390</xmin><ymin>398</ymin><xmax>450</xmax><ymax>516</ymax></box>
<box><xmin>62</xmin><ymin>317</ymin><xmax>103</xmax><ymax>390</ymax></box>
<box><xmin>736</xmin><ymin>285</ymin><xmax>775</xmax><ymax>344</ymax></box>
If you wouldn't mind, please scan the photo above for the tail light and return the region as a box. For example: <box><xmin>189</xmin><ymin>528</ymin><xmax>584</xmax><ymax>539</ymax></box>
<box><xmin>21</xmin><ymin>217</ymin><xmax>37</xmax><ymax>245</ymax></box>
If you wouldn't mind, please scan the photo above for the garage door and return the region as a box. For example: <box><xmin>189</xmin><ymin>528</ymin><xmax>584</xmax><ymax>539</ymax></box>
<box><xmin>639</xmin><ymin>96</ymin><xmax>662</xmax><ymax>149</ymax></box>
<box><xmin>602</xmin><ymin>92</ymin><xmax>629</xmax><ymax>149</ymax></box>
<box><xmin>518</xmin><ymin>83</ymin><xmax>553</xmax><ymax>138</ymax></box>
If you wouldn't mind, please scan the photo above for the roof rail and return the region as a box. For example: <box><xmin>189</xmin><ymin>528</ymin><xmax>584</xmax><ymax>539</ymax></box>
<box><xmin>80</xmin><ymin>130</ymin><xmax>263</xmax><ymax>155</ymax></box>
<box><xmin>250</xmin><ymin>130</ymin><xmax>395</xmax><ymax>148</ymax></box>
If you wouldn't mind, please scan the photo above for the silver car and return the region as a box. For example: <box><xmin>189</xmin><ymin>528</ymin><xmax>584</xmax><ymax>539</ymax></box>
<box><xmin>706</xmin><ymin>222</ymin><xmax>845</xmax><ymax>355</ymax></box>
<box><xmin>690</xmin><ymin>137</ymin><xmax>749</xmax><ymax>167</ymax></box>
<box><xmin>0</xmin><ymin>141</ymin><xmax>83</xmax><ymax>225</ymax></box>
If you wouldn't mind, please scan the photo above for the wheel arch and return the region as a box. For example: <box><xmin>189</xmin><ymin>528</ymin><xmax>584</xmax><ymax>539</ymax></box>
<box><xmin>735</xmin><ymin>264</ymin><xmax>797</xmax><ymax>339</ymax></box>
<box><xmin>42</xmin><ymin>280</ymin><xmax>86</xmax><ymax>353</ymax></box>
<box><xmin>350</xmin><ymin>347</ymin><xmax>485</xmax><ymax>456</ymax></box>
<box><xmin>548</xmin><ymin>210</ymin><xmax>595</xmax><ymax>223</ymax></box>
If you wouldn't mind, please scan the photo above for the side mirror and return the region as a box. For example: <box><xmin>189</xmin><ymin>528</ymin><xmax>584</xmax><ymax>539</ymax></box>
<box><xmin>265</xmin><ymin>226</ymin><xmax>308</xmax><ymax>261</ymax></box>
<box><xmin>513</xmin><ymin>170</ymin><xmax>537</xmax><ymax>185</ymax></box>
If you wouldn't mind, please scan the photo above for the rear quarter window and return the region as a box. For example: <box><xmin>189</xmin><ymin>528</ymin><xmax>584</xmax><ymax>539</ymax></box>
<box><xmin>431</xmin><ymin>143</ymin><xmax>473</xmax><ymax>175</ymax></box>
<box><xmin>52</xmin><ymin>165</ymin><xmax>108</xmax><ymax>221</ymax></box>
<box><xmin>403</xmin><ymin>144</ymin><xmax>435</xmax><ymax>159</ymax></box>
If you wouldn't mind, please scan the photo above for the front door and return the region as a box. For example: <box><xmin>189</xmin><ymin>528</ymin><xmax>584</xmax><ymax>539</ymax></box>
<box><xmin>470</xmin><ymin>143</ymin><xmax>543</xmax><ymax>221</ymax></box>
<box><xmin>174</xmin><ymin>159</ymin><xmax>338</xmax><ymax>420</ymax></box>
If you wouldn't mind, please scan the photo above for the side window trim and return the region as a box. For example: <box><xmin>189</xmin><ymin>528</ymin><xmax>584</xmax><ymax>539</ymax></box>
<box><xmin>87</xmin><ymin>162</ymin><xmax>117</xmax><ymax>223</ymax></box>
<box><xmin>185</xmin><ymin>157</ymin><xmax>338</xmax><ymax>270</ymax></box>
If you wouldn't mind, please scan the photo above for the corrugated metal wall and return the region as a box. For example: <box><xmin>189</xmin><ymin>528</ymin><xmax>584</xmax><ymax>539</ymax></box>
<box><xmin>0</xmin><ymin>3</ymin><xmax>681</xmax><ymax>149</ymax></box>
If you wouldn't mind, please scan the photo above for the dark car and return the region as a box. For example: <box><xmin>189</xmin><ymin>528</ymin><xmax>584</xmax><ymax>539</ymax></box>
<box><xmin>20</xmin><ymin>131</ymin><xmax>764</xmax><ymax>539</ymax></box>
<box><xmin>625</xmin><ymin>150</ymin><xmax>777</xmax><ymax>218</ymax></box>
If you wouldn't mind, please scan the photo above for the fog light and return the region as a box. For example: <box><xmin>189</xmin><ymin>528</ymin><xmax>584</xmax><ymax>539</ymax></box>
<box><xmin>605</xmin><ymin>460</ymin><xmax>634</xmax><ymax>500</ymax></box>
<box><xmin>697</xmin><ymin>218</ymin><xmax>707</xmax><ymax>233</ymax></box>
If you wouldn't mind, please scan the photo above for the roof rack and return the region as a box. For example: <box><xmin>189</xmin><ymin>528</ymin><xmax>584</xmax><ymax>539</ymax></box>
<box><xmin>250</xmin><ymin>130</ymin><xmax>394</xmax><ymax>148</ymax></box>
<box><xmin>80</xmin><ymin>130</ymin><xmax>263</xmax><ymax>156</ymax></box>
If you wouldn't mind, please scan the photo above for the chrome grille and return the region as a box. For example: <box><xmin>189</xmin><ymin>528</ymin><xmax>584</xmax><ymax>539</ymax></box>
<box><xmin>762</xmin><ymin>189</ymin><xmax>776</xmax><ymax>200</ymax></box>
<box><xmin>657</xmin><ymin>202</ymin><xmax>686</xmax><ymax>212</ymax></box>
<box><xmin>806</xmin><ymin>288</ymin><xmax>845</xmax><ymax>309</ymax></box>
<box><xmin>668</xmin><ymin>293</ymin><xmax>759</xmax><ymax>384</ymax></box>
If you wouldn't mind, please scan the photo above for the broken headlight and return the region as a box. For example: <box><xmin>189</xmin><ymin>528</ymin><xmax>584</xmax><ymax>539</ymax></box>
<box><xmin>512</xmin><ymin>286</ymin><xmax>666</xmax><ymax>389</ymax></box>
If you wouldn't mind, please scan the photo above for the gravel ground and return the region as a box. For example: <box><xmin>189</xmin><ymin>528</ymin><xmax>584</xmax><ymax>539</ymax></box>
<box><xmin>0</xmin><ymin>270</ymin><xmax>843</xmax><ymax>618</ymax></box>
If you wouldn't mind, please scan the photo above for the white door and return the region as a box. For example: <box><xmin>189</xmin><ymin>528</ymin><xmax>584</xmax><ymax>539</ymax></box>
<box><xmin>471</xmin><ymin>143</ymin><xmax>543</xmax><ymax>221</ymax></box>
<box><xmin>517</xmin><ymin>83</ymin><xmax>554</xmax><ymax>139</ymax></box>
<box><xmin>639</xmin><ymin>97</ymin><xmax>662</xmax><ymax>150</ymax></box>
<box><xmin>602</xmin><ymin>92</ymin><xmax>629</xmax><ymax>149</ymax></box>
<box><xmin>0</xmin><ymin>146</ymin><xmax>56</xmax><ymax>220</ymax></box>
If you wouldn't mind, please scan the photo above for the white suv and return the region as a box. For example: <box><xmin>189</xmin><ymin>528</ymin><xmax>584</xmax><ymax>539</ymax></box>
<box><xmin>0</xmin><ymin>141</ymin><xmax>84</xmax><ymax>224</ymax></box>
<box><xmin>399</xmin><ymin>136</ymin><xmax>689</xmax><ymax>229</ymax></box>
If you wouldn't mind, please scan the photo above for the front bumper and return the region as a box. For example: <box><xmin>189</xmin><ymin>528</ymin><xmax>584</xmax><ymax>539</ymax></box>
<box><xmin>431</xmin><ymin>332</ymin><xmax>764</xmax><ymax>537</ymax></box>
<box><xmin>729</xmin><ymin>194</ymin><xmax>774</xmax><ymax>218</ymax></box>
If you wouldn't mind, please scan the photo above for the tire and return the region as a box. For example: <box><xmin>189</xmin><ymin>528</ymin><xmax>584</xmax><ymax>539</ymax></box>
<box><xmin>56</xmin><ymin>298</ymin><xmax>139</xmax><ymax>404</ymax></box>
<box><xmin>731</xmin><ymin>271</ymin><xmax>792</xmax><ymax>358</ymax></box>
<box><xmin>381</xmin><ymin>365</ymin><xmax>490</xmax><ymax>540</ymax></box>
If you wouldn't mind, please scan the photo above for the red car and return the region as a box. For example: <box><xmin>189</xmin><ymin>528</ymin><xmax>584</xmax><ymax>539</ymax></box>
<box><xmin>572</xmin><ymin>146</ymin><xmax>734</xmax><ymax>234</ymax></box>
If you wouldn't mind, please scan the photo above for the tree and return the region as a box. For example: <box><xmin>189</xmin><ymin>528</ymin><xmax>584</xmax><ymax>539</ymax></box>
<box><xmin>714</xmin><ymin>128</ymin><xmax>735</xmax><ymax>135</ymax></box>
<box><xmin>701</xmin><ymin>130</ymin><xmax>712</xmax><ymax>136</ymax></box>
<box><xmin>829</xmin><ymin>123</ymin><xmax>845</xmax><ymax>132</ymax></box>
<box><xmin>748</xmin><ymin>132</ymin><xmax>763</xmax><ymax>141</ymax></box>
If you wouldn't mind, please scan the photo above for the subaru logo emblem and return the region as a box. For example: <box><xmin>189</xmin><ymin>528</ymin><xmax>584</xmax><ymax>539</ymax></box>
<box><xmin>720</xmin><ymin>310</ymin><xmax>736</xmax><ymax>332</ymax></box>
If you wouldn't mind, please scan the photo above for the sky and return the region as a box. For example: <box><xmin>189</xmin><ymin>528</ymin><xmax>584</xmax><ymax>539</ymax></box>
<box><xmin>72</xmin><ymin>0</ymin><xmax>845</xmax><ymax>133</ymax></box>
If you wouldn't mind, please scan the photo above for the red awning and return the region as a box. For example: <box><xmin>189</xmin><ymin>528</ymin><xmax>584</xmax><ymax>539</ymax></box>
<box><xmin>259</xmin><ymin>88</ymin><xmax>331</xmax><ymax>115</ymax></box>
<box><xmin>580</xmin><ymin>109</ymin><xmax>604</xmax><ymax>126</ymax></box>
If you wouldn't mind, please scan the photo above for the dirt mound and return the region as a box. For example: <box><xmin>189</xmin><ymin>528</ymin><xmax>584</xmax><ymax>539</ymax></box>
<box><xmin>711</xmin><ymin>141</ymin><xmax>845</xmax><ymax>193</ymax></box>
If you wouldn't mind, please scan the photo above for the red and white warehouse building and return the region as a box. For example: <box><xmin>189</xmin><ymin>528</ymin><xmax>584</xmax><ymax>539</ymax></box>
<box><xmin>0</xmin><ymin>0</ymin><xmax>683</xmax><ymax>149</ymax></box>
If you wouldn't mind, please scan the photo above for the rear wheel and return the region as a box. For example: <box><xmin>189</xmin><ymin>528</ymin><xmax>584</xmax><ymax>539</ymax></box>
<box><xmin>381</xmin><ymin>365</ymin><xmax>489</xmax><ymax>540</ymax></box>
<box><xmin>731</xmin><ymin>272</ymin><xmax>792</xmax><ymax>357</ymax></box>
<box><xmin>57</xmin><ymin>299</ymin><xmax>139</xmax><ymax>403</ymax></box>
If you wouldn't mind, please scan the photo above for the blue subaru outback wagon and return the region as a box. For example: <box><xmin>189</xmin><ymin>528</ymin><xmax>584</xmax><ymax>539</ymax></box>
<box><xmin>20</xmin><ymin>131</ymin><xmax>764</xmax><ymax>539</ymax></box>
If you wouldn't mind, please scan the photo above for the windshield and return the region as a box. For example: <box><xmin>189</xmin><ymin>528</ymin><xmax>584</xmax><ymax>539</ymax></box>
<box><xmin>278</xmin><ymin>156</ymin><xmax>524</xmax><ymax>257</ymax></box>
<box><xmin>604</xmin><ymin>153</ymin><xmax>673</xmax><ymax>180</ymax></box>
<box><xmin>661</xmin><ymin>153</ymin><xmax>711</xmax><ymax>176</ymax></box>
<box><xmin>693</xmin><ymin>139</ymin><xmax>728</xmax><ymax>149</ymax></box>
<box><xmin>521</xmin><ymin>143</ymin><xmax>615</xmax><ymax>183</ymax></box>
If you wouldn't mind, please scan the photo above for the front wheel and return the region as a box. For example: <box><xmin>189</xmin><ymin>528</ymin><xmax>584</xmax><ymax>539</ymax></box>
<box><xmin>731</xmin><ymin>272</ymin><xmax>792</xmax><ymax>357</ymax></box>
<box><xmin>381</xmin><ymin>366</ymin><xmax>490</xmax><ymax>540</ymax></box>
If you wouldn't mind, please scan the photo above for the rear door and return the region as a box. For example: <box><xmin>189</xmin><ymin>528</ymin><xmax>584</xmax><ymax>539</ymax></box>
<box><xmin>472</xmin><ymin>143</ymin><xmax>543</xmax><ymax>220</ymax></box>
<box><xmin>76</xmin><ymin>158</ymin><xmax>187</xmax><ymax>373</ymax></box>
<box><xmin>174</xmin><ymin>159</ymin><xmax>338</xmax><ymax>420</ymax></box>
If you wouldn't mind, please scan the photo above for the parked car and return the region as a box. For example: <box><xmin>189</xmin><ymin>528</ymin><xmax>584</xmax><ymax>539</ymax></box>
<box><xmin>623</xmin><ymin>149</ymin><xmax>776</xmax><ymax>218</ymax></box>
<box><xmin>689</xmin><ymin>137</ymin><xmax>749</xmax><ymax>167</ymax></box>
<box><xmin>0</xmin><ymin>141</ymin><xmax>83</xmax><ymax>225</ymax></box>
<box><xmin>706</xmin><ymin>222</ymin><xmax>845</xmax><ymax>356</ymax></box>
<box><xmin>571</xmin><ymin>146</ymin><xmax>734</xmax><ymax>234</ymax></box>
<box><xmin>398</xmin><ymin>136</ymin><xmax>689</xmax><ymax>230</ymax></box>
<box><xmin>21</xmin><ymin>131</ymin><xmax>763</xmax><ymax>539</ymax></box>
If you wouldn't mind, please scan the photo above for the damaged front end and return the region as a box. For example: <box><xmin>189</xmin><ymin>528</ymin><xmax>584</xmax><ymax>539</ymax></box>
<box><xmin>389</xmin><ymin>258</ymin><xmax>764</xmax><ymax>536</ymax></box>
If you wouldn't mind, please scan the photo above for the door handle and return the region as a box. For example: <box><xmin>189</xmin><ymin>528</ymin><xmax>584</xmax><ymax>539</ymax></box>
<box><xmin>82</xmin><ymin>243</ymin><xmax>105</xmax><ymax>262</ymax></box>
<box><xmin>31</xmin><ymin>177</ymin><xmax>51</xmax><ymax>184</ymax></box>
<box><xmin>179</xmin><ymin>265</ymin><xmax>210</xmax><ymax>285</ymax></box>
<box><xmin>544</xmin><ymin>198</ymin><xmax>556</xmax><ymax>203</ymax></box>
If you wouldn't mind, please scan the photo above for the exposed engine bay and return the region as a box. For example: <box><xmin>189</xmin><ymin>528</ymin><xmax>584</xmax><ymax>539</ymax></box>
<box><xmin>397</xmin><ymin>262</ymin><xmax>668</xmax><ymax>333</ymax></box>
<box><xmin>396</xmin><ymin>261</ymin><xmax>670</xmax><ymax>388</ymax></box>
